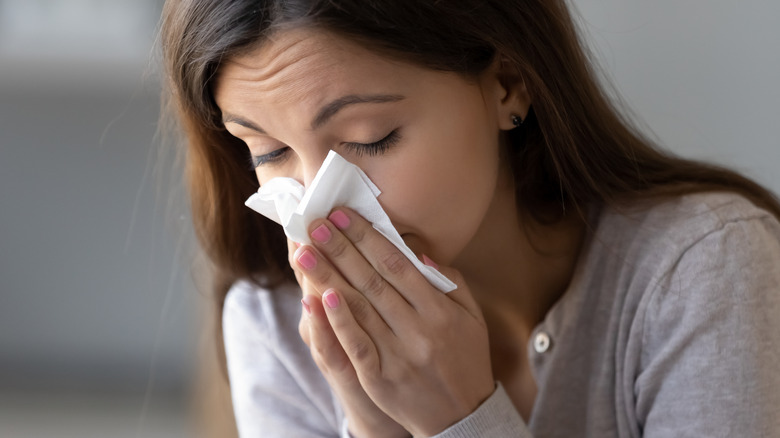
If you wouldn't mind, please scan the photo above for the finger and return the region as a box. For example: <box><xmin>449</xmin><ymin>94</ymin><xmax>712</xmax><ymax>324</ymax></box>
<box><xmin>302</xmin><ymin>294</ymin><xmax>358</xmax><ymax>380</ymax></box>
<box><xmin>435</xmin><ymin>266</ymin><xmax>484</xmax><ymax>322</ymax></box>
<box><xmin>287</xmin><ymin>238</ymin><xmax>306</xmax><ymax>288</ymax></box>
<box><xmin>287</xmin><ymin>238</ymin><xmax>300</xmax><ymax>266</ymax></box>
<box><xmin>321</xmin><ymin>288</ymin><xmax>381</xmax><ymax>379</ymax></box>
<box><xmin>325</xmin><ymin>208</ymin><xmax>439</xmax><ymax>312</ymax></box>
<box><xmin>308</xmin><ymin>218</ymin><xmax>415</xmax><ymax>330</ymax></box>
<box><xmin>293</xmin><ymin>244</ymin><xmax>394</xmax><ymax>341</ymax></box>
<box><xmin>298</xmin><ymin>304</ymin><xmax>311</xmax><ymax>347</ymax></box>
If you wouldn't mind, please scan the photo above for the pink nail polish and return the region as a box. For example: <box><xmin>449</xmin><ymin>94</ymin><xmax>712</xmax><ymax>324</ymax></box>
<box><xmin>301</xmin><ymin>298</ymin><xmax>311</xmax><ymax>315</ymax></box>
<box><xmin>323</xmin><ymin>290</ymin><xmax>340</xmax><ymax>309</ymax></box>
<box><xmin>297</xmin><ymin>249</ymin><xmax>317</xmax><ymax>270</ymax></box>
<box><xmin>311</xmin><ymin>224</ymin><xmax>332</xmax><ymax>243</ymax></box>
<box><xmin>422</xmin><ymin>254</ymin><xmax>439</xmax><ymax>269</ymax></box>
<box><xmin>328</xmin><ymin>210</ymin><xmax>350</xmax><ymax>230</ymax></box>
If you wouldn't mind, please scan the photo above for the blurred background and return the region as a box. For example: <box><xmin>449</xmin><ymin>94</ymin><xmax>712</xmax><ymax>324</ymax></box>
<box><xmin>0</xmin><ymin>0</ymin><xmax>777</xmax><ymax>437</ymax></box>
<box><xmin>0</xmin><ymin>1</ymin><xmax>207</xmax><ymax>437</ymax></box>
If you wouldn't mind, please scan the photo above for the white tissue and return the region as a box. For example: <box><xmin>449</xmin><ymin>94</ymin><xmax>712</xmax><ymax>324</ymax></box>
<box><xmin>244</xmin><ymin>150</ymin><xmax>457</xmax><ymax>293</ymax></box>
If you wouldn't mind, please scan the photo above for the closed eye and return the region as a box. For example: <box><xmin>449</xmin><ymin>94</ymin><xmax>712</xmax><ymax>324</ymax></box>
<box><xmin>249</xmin><ymin>147</ymin><xmax>290</xmax><ymax>169</ymax></box>
<box><xmin>248</xmin><ymin>129</ymin><xmax>401</xmax><ymax>170</ymax></box>
<box><xmin>342</xmin><ymin>129</ymin><xmax>401</xmax><ymax>157</ymax></box>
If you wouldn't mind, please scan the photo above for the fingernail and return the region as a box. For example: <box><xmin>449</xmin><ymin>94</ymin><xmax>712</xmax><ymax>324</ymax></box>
<box><xmin>323</xmin><ymin>289</ymin><xmax>340</xmax><ymax>309</ymax></box>
<box><xmin>301</xmin><ymin>298</ymin><xmax>311</xmax><ymax>315</ymax></box>
<box><xmin>297</xmin><ymin>249</ymin><xmax>317</xmax><ymax>270</ymax></box>
<box><xmin>328</xmin><ymin>210</ymin><xmax>350</xmax><ymax>230</ymax></box>
<box><xmin>311</xmin><ymin>224</ymin><xmax>331</xmax><ymax>243</ymax></box>
<box><xmin>422</xmin><ymin>254</ymin><xmax>439</xmax><ymax>269</ymax></box>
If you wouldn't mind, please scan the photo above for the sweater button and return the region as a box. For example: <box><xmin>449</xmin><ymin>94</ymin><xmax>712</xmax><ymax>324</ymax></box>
<box><xmin>534</xmin><ymin>332</ymin><xmax>551</xmax><ymax>353</ymax></box>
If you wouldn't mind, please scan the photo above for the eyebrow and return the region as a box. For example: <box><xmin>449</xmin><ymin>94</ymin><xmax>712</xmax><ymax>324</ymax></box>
<box><xmin>310</xmin><ymin>94</ymin><xmax>404</xmax><ymax>130</ymax></box>
<box><xmin>221</xmin><ymin>93</ymin><xmax>405</xmax><ymax>134</ymax></box>
<box><xmin>222</xmin><ymin>114</ymin><xmax>266</xmax><ymax>134</ymax></box>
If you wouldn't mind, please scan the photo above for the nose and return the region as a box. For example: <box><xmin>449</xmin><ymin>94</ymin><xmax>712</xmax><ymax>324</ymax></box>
<box><xmin>295</xmin><ymin>148</ymin><xmax>330</xmax><ymax>189</ymax></box>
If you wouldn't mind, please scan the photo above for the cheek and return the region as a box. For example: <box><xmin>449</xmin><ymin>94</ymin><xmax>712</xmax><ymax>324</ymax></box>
<box><xmin>427</xmin><ymin>161</ymin><xmax>499</xmax><ymax>262</ymax></box>
<box><xmin>377</xmin><ymin>127</ymin><xmax>500</xmax><ymax>262</ymax></box>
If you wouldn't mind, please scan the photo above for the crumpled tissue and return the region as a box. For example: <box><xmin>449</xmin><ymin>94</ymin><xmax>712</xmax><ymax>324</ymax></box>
<box><xmin>244</xmin><ymin>150</ymin><xmax>457</xmax><ymax>293</ymax></box>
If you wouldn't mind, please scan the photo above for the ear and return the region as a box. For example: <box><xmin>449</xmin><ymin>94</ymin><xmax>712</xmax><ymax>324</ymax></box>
<box><xmin>482</xmin><ymin>55</ymin><xmax>532</xmax><ymax>131</ymax></box>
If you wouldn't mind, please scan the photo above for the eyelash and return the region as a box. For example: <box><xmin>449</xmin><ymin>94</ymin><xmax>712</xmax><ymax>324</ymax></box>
<box><xmin>248</xmin><ymin>129</ymin><xmax>401</xmax><ymax>170</ymax></box>
<box><xmin>249</xmin><ymin>147</ymin><xmax>289</xmax><ymax>169</ymax></box>
<box><xmin>342</xmin><ymin>129</ymin><xmax>401</xmax><ymax>157</ymax></box>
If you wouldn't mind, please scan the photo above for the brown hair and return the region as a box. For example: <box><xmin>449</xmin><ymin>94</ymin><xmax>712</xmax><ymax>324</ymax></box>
<box><xmin>160</xmin><ymin>0</ymin><xmax>780</xmax><ymax>332</ymax></box>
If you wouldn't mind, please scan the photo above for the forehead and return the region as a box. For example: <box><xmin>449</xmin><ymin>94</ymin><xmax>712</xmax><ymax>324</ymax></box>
<box><xmin>213</xmin><ymin>29</ymin><xmax>417</xmax><ymax>117</ymax></box>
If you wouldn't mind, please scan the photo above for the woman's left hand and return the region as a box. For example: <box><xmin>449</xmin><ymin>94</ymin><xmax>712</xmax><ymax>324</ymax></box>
<box><xmin>294</xmin><ymin>207</ymin><xmax>495</xmax><ymax>437</ymax></box>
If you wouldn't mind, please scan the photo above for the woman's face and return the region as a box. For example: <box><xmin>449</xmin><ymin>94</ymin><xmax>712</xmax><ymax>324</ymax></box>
<box><xmin>214</xmin><ymin>29</ymin><xmax>523</xmax><ymax>264</ymax></box>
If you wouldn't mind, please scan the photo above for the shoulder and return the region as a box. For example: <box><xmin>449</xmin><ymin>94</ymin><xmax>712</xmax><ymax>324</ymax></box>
<box><xmin>628</xmin><ymin>192</ymin><xmax>780</xmax><ymax>331</ymax></box>
<box><xmin>593</xmin><ymin>192</ymin><xmax>780</xmax><ymax>280</ymax></box>
<box><xmin>536</xmin><ymin>193</ymin><xmax>780</xmax><ymax>433</ymax></box>
<box><xmin>607</xmin><ymin>190</ymin><xmax>780</xmax><ymax>310</ymax></box>
<box><xmin>602</xmin><ymin>191</ymin><xmax>777</xmax><ymax>248</ymax></box>
<box><xmin>592</xmin><ymin>191</ymin><xmax>780</xmax><ymax>315</ymax></box>
<box><xmin>611</xmin><ymin>193</ymin><xmax>780</xmax><ymax>433</ymax></box>
<box><xmin>223</xmin><ymin>279</ymin><xmax>303</xmax><ymax>351</ymax></box>
<box><xmin>599</xmin><ymin>191</ymin><xmax>780</xmax><ymax>365</ymax></box>
<box><xmin>578</xmin><ymin>191</ymin><xmax>780</xmax><ymax>361</ymax></box>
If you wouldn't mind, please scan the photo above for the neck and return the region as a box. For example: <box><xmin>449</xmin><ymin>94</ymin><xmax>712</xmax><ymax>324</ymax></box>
<box><xmin>451</xmin><ymin>177</ymin><xmax>586</xmax><ymax>333</ymax></box>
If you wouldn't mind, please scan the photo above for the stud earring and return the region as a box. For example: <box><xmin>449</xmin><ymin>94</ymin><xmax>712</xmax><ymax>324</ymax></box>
<box><xmin>511</xmin><ymin>114</ymin><xmax>523</xmax><ymax>128</ymax></box>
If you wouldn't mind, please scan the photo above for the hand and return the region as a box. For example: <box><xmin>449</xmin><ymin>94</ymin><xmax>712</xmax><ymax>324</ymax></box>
<box><xmin>293</xmin><ymin>208</ymin><xmax>495</xmax><ymax>437</ymax></box>
<box><xmin>289</xmin><ymin>241</ymin><xmax>410</xmax><ymax>438</ymax></box>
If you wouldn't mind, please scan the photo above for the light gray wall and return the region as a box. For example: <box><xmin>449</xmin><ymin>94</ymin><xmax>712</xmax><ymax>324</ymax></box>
<box><xmin>575</xmin><ymin>0</ymin><xmax>780</xmax><ymax>194</ymax></box>
<box><xmin>0</xmin><ymin>0</ymin><xmax>196</xmax><ymax>395</ymax></box>
<box><xmin>0</xmin><ymin>88</ymin><xmax>197</xmax><ymax>394</ymax></box>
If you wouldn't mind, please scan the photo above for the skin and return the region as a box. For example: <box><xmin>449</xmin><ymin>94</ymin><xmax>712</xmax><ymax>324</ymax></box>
<box><xmin>215</xmin><ymin>28</ymin><xmax>585</xmax><ymax>437</ymax></box>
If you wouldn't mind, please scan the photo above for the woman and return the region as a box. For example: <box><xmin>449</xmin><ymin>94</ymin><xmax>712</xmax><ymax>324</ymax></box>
<box><xmin>160</xmin><ymin>1</ymin><xmax>780</xmax><ymax>436</ymax></box>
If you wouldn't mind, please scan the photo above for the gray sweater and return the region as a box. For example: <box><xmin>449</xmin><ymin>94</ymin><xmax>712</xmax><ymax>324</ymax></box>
<box><xmin>223</xmin><ymin>193</ymin><xmax>780</xmax><ymax>437</ymax></box>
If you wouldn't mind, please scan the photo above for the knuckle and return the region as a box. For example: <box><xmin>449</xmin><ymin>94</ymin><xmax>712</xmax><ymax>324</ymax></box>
<box><xmin>313</xmin><ymin>263</ymin><xmax>334</xmax><ymax>285</ymax></box>
<box><xmin>329</xmin><ymin>358</ymin><xmax>352</xmax><ymax>376</ymax></box>
<box><xmin>412</xmin><ymin>338</ymin><xmax>436</xmax><ymax>366</ymax></box>
<box><xmin>359</xmin><ymin>271</ymin><xmax>387</xmax><ymax>299</ymax></box>
<box><xmin>428</xmin><ymin>307</ymin><xmax>454</xmax><ymax>329</ymax></box>
<box><xmin>346</xmin><ymin>296</ymin><xmax>372</xmax><ymax>323</ymax></box>
<box><xmin>379</xmin><ymin>252</ymin><xmax>407</xmax><ymax>277</ymax></box>
<box><xmin>348</xmin><ymin>340</ymin><xmax>373</xmax><ymax>364</ymax></box>
<box><xmin>350</xmin><ymin>226</ymin><xmax>368</xmax><ymax>245</ymax></box>
<box><xmin>327</xmin><ymin>238</ymin><xmax>349</xmax><ymax>259</ymax></box>
<box><xmin>313</xmin><ymin>342</ymin><xmax>329</xmax><ymax>359</ymax></box>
